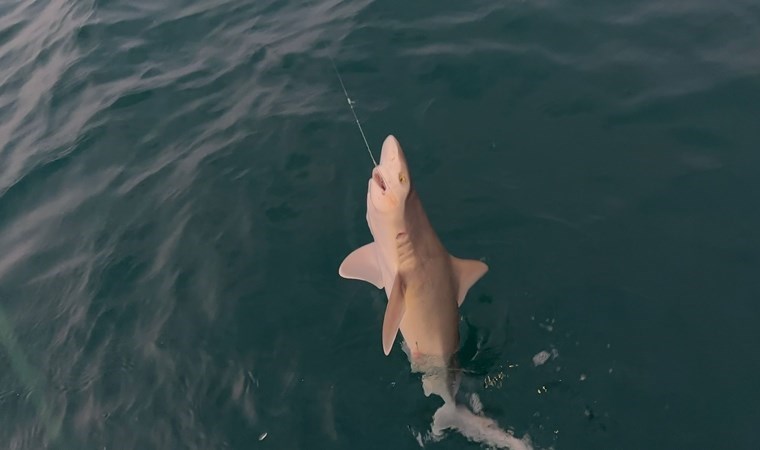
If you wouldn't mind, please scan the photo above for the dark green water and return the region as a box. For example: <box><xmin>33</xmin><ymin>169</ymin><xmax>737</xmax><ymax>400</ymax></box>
<box><xmin>1</xmin><ymin>0</ymin><xmax>759</xmax><ymax>448</ymax></box>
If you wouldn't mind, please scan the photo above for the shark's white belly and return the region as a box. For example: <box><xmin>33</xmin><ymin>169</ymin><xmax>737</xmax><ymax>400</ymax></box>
<box><xmin>367</xmin><ymin>200</ymin><xmax>460</xmax><ymax>360</ymax></box>
<box><xmin>398</xmin><ymin>259</ymin><xmax>460</xmax><ymax>359</ymax></box>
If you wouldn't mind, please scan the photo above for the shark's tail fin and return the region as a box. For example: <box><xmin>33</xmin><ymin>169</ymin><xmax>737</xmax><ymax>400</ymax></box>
<box><xmin>429</xmin><ymin>394</ymin><xmax>533</xmax><ymax>450</ymax></box>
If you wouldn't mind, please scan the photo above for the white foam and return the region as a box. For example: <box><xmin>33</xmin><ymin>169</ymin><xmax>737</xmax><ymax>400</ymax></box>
<box><xmin>532</xmin><ymin>350</ymin><xmax>551</xmax><ymax>366</ymax></box>
<box><xmin>469</xmin><ymin>392</ymin><xmax>484</xmax><ymax>414</ymax></box>
<box><xmin>431</xmin><ymin>402</ymin><xmax>534</xmax><ymax>450</ymax></box>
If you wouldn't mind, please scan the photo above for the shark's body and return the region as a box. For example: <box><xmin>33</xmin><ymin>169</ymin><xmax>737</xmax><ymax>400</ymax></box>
<box><xmin>339</xmin><ymin>135</ymin><xmax>487</xmax><ymax>403</ymax></box>
<box><xmin>340</xmin><ymin>136</ymin><xmax>487</xmax><ymax>377</ymax></box>
<box><xmin>339</xmin><ymin>135</ymin><xmax>533</xmax><ymax>450</ymax></box>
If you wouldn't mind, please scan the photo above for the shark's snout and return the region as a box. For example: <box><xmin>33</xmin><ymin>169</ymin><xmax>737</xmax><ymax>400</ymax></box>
<box><xmin>380</xmin><ymin>135</ymin><xmax>401</xmax><ymax>164</ymax></box>
<box><xmin>369</xmin><ymin>134</ymin><xmax>410</xmax><ymax>212</ymax></box>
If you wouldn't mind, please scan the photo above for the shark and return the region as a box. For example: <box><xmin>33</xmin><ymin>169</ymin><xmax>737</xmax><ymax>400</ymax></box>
<box><xmin>339</xmin><ymin>135</ymin><xmax>533</xmax><ymax>449</ymax></box>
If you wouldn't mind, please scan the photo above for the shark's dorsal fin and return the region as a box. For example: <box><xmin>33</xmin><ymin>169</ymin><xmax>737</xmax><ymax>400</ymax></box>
<box><xmin>339</xmin><ymin>243</ymin><xmax>384</xmax><ymax>289</ymax></box>
<box><xmin>451</xmin><ymin>256</ymin><xmax>489</xmax><ymax>306</ymax></box>
<box><xmin>382</xmin><ymin>274</ymin><xmax>406</xmax><ymax>355</ymax></box>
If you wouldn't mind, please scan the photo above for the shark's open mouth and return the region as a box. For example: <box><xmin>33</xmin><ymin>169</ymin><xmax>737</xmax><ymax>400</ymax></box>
<box><xmin>373</xmin><ymin>168</ymin><xmax>387</xmax><ymax>192</ymax></box>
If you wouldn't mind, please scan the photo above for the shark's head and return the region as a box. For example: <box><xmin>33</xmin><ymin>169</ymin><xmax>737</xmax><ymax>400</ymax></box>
<box><xmin>369</xmin><ymin>135</ymin><xmax>412</xmax><ymax>214</ymax></box>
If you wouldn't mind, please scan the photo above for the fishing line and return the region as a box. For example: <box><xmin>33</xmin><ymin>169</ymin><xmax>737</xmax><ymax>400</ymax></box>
<box><xmin>329</xmin><ymin>56</ymin><xmax>380</xmax><ymax>168</ymax></box>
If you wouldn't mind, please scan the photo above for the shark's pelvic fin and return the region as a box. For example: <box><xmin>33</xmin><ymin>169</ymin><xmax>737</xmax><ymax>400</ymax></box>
<box><xmin>451</xmin><ymin>257</ymin><xmax>489</xmax><ymax>307</ymax></box>
<box><xmin>339</xmin><ymin>243</ymin><xmax>384</xmax><ymax>289</ymax></box>
<box><xmin>382</xmin><ymin>274</ymin><xmax>406</xmax><ymax>356</ymax></box>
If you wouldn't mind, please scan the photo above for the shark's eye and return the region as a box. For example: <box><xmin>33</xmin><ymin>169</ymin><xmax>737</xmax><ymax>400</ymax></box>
<box><xmin>399</xmin><ymin>173</ymin><xmax>406</xmax><ymax>183</ymax></box>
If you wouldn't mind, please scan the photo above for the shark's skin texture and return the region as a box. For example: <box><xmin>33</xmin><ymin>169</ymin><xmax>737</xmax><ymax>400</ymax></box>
<box><xmin>339</xmin><ymin>135</ymin><xmax>533</xmax><ymax>450</ymax></box>
<box><xmin>339</xmin><ymin>135</ymin><xmax>487</xmax><ymax>396</ymax></box>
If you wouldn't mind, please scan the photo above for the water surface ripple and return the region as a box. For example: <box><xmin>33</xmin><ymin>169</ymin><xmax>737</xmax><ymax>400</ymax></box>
<box><xmin>0</xmin><ymin>0</ymin><xmax>758</xmax><ymax>449</ymax></box>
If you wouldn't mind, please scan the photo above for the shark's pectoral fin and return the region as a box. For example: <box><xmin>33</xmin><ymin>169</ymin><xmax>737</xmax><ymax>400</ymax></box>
<box><xmin>339</xmin><ymin>243</ymin><xmax>384</xmax><ymax>289</ymax></box>
<box><xmin>451</xmin><ymin>256</ymin><xmax>489</xmax><ymax>306</ymax></box>
<box><xmin>382</xmin><ymin>274</ymin><xmax>406</xmax><ymax>356</ymax></box>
